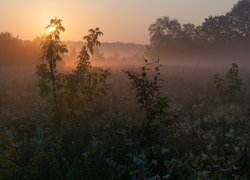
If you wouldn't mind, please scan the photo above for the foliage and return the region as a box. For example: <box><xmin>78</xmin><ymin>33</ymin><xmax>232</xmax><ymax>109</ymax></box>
<box><xmin>36</xmin><ymin>19</ymin><xmax>109</xmax><ymax>121</ymax></box>
<box><xmin>199</xmin><ymin>15</ymin><xmax>241</xmax><ymax>44</ymax></box>
<box><xmin>229</xmin><ymin>0</ymin><xmax>250</xmax><ymax>39</ymax></box>
<box><xmin>0</xmin><ymin>32</ymin><xmax>40</xmax><ymax>66</ymax></box>
<box><xmin>26</xmin><ymin>122</ymin><xmax>66</xmax><ymax>180</ymax></box>
<box><xmin>148</xmin><ymin>17</ymin><xmax>182</xmax><ymax>46</ymax></box>
<box><xmin>36</xmin><ymin>18</ymin><xmax>68</xmax><ymax>114</ymax></box>
<box><xmin>65</xmin><ymin>28</ymin><xmax>109</xmax><ymax>112</ymax></box>
<box><xmin>0</xmin><ymin>129</ymin><xmax>21</xmax><ymax>179</ymax></box>
<box><xmin>125</xmin><ymin>59</ymin><xmax>170</xmax><ymax>156</ymax></box>
<box><xmin>214</xmin><ymin>63</ymin><xmax>243</xmax><ymax>100</ymax></box>
<box><xmin>148</xmin><ymin>0</ymin><xmax>250</xmax><ymax>58</ymax></box>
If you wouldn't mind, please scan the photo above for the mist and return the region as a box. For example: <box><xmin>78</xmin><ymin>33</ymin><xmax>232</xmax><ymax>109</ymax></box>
<box><xmin>1</xmin><ymin>0</ymin><xmax>250</xmax><ymax>179</ymax></box>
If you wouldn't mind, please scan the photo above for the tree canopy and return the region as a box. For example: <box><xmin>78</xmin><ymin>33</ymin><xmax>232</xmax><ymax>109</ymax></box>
<box><xmin>148</xmin><ymin>0</ymin><xmax>250</xmax><ymax>58</ymax></box>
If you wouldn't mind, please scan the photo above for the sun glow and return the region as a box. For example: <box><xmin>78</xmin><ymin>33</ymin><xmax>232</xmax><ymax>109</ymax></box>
<box><xmin>47</xmin><ymin>26</ymin><xmax>56</xmax><ymax>33</ymax></box>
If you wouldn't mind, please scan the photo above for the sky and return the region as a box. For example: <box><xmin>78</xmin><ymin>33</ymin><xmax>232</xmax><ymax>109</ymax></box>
<box><xmin>0</xmin><ymin>0</ymin><xmax>239</xmax><ymax>44</ymax></box>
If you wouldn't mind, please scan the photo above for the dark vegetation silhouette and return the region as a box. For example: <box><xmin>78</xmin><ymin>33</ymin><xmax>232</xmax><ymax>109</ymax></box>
<box><xmin>36</xmin><ymin>18</ymin><xmax>68</xmax><ymax>116</ymax></box>
<box><xmin>147</xmin><ymin>0</ymin><xmax>250</xmax><ymax>63</ymax></box>
<box><xmin>214</xmin><ymin>63</ymin><xmax>243</xmax><ymax>101</ymax></box>
<box><xmin>0</xmin><ymin>1</ymin><xmax>250</xmax><ymax>179</ymax></box>
<box><xmin>37</xmin><ymin>19</ymin><xmax>109</xmax><ymax>123</ymax></box>
<box><xmin>125</xmin><ymin>59</ymin><xmax>170</xmax><ymax>157</ymax></box>
<box><xmin>0</xmin><ymin>32</ymin><xmax>40</xmax><ymax>67</ymax></box>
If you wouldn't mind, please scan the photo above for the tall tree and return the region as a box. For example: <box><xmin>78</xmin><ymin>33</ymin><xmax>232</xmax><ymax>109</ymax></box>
<box><xmin>148</xmin><ymin>16</ymin><xmax>182</xmax><ymax>46</ymax></box>
<box><xmin>148</xmin><ymin>16</ymin><xmax>184</xmax><ymax>57</ymax></box>
<box><xmin>198</xmin><ymin>15</ymin><xmax>241</xmax><ymax>44</ymax></box>
<box><xmin>182</xmin><ymin>23</ymin><xmax>196</xmax><ymax>41</ymax></box>
<box><xmin>228</xmin><ymin>0</ymin><xmax>250</xmax><ymax>39</ymax></box>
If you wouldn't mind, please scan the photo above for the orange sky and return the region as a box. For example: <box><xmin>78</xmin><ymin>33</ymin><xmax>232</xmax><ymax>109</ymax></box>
<box><xmin>0</xmin><ymin>0</ymin><xmax>238</xmax><ymax>44</ymax></box>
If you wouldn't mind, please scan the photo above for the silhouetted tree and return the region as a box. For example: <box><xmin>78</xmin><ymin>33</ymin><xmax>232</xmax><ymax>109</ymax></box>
<box><xmin>125</xmin><ymin>59</ymin><xmax>169</xmax><ymax>156</ymax></box>
<box><xmin>214</xmin><ymin>63</ymin><xmax>243</xmax><ymax>100</ymax></box>
<box><xmin>147</xmin><ymin>0</ymin><xmax>250</xmax><ymax>58</ymax></box>
<box><xmin>228</xmin><ymin>0</ymin><xmax>250</xmax><ymax>40</ymax></box>
<box><xmin>65</xmin><ymin>28</ymin><xmax>109</xmax><ymax>112</ymax></box>
<box><xmin>182</xmin><ymin>23</ymin><xmax>196</xmax><ymax>41</ymax></box>
<box><xmin>0</xmin><ymin>32</ymin><xmax>18</xmax><ymax>42</ymax></box>
<box><xmin>149</xmin><ymin>17</ymin><xmax>182</xmax><ymax>47</ymax></box>
<box><xmin>36</xmin><ymin>18</ymin><xmax>68</xmax><ymax>114</ymax></box>
<box><xmin>199</xmin><ymin>16</ymin><xmax>240</xmax><ymax>44</ymax></box>
<box><xmin>0</xmin><ymin>32</ymin><xmax>41</xmax><ymax>67</ymax></box>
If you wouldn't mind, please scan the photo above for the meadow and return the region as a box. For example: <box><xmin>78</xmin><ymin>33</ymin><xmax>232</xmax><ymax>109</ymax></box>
<box><xmin>1</xmin><ymin>1</ymin><xmax>250</xmax><ymax>178</ymax></box>
<box><xmin>1</xmin><ymin>43</ymin><xmax>250</xmax><ymax>179</ymax></box>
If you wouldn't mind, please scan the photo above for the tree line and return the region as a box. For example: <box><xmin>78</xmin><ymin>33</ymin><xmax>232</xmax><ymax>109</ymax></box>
<box><xmin>148</xmin><ymin>0</ymin><xmax>250</xmax><ymax>59</ymax></box>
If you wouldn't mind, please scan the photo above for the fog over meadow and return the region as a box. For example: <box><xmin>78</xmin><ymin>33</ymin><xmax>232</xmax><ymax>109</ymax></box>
<box><xmin>1</xmin><ymin>1</ymin><xmax>250</xmax><ymax>179</ymax></box>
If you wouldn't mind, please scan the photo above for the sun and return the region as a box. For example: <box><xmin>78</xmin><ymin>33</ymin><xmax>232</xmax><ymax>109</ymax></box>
<box><xmin>47</xmin><ymin>26</ymin><xmax>56</xmax><ymax>33</ymax></box>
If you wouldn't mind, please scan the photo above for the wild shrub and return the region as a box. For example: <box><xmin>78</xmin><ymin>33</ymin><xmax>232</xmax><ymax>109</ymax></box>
<box><xmin>36</xmin><ymin>19</ymin><xmax>109</xmax><ymax>121</ymax></box>
<box><xmin>65</xmin><ymin>28</ymin><xmax>109</xmax><ymax>113</ymax></box>
<box><xmin>125</xmin><ymin>59</ymin><xmax>170</xmax><ymax>156</ymax></box>
<box><xmin>214</xmin><ymin>63</ymin><xmax>243</xmax><ymax>101</ymax></box>
<box><xmin>36</xmin><ymin>18</ymin><xmax>68</xmax><ymax>119</ymax></box>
